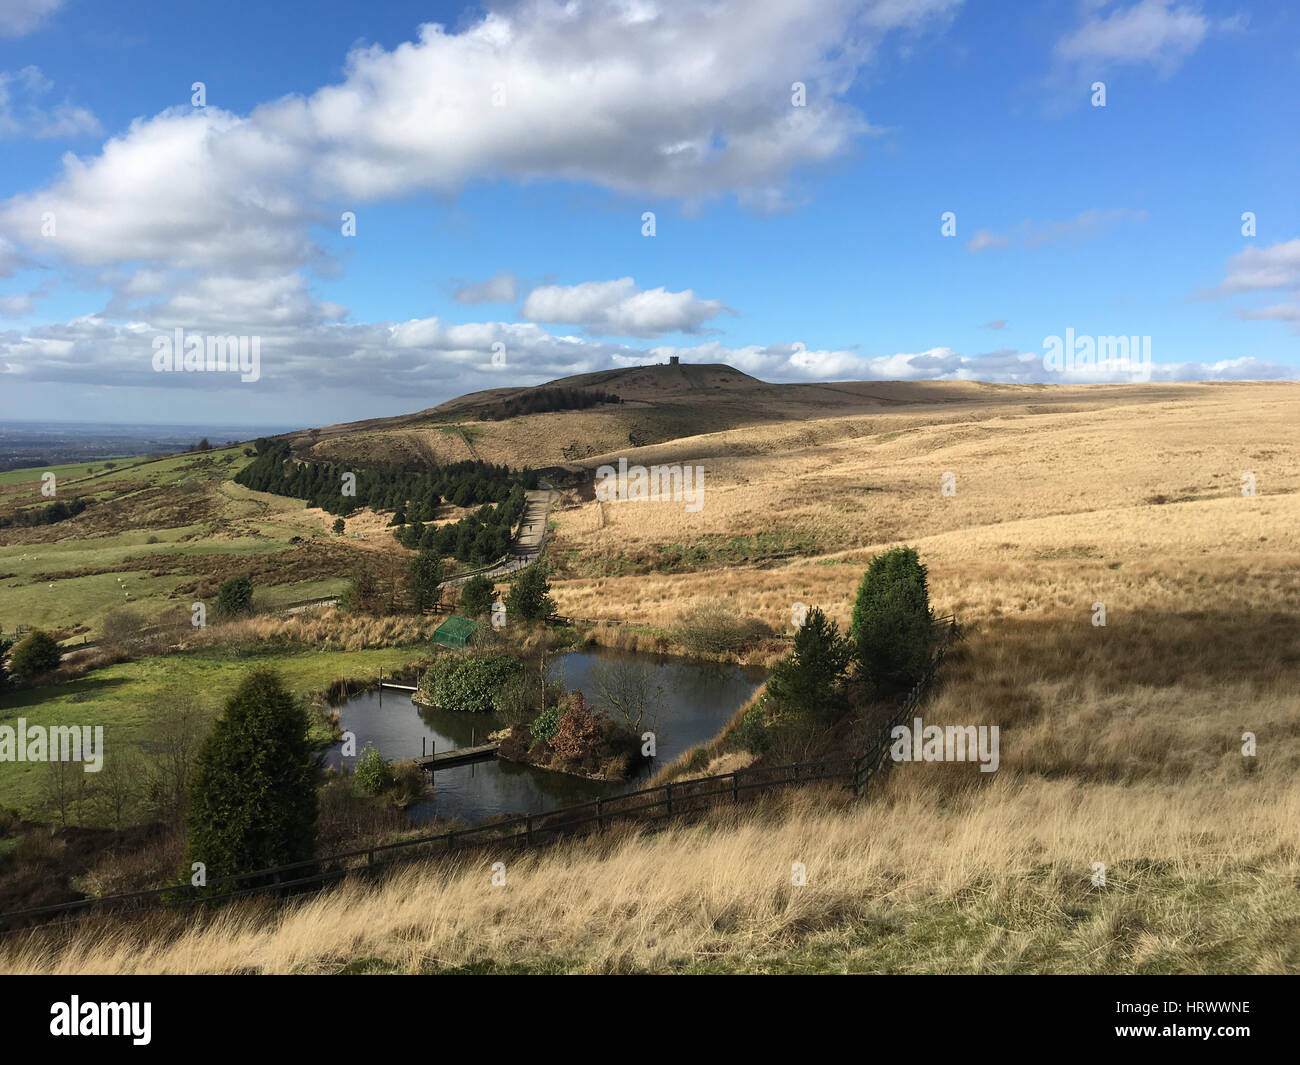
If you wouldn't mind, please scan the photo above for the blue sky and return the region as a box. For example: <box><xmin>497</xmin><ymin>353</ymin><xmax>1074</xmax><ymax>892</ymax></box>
<box><xmin>0</xmin><ymin>0</ymin><xmax>1296</xmax><ymax>427</ymax></box>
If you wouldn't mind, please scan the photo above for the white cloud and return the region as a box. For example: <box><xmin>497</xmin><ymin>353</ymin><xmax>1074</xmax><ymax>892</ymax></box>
<box><xmin>0</xmin><ymin>289</ymin><xmax>40</xmax><ymax>314</ymax></box>
<box><xmin>0</xmin><ymin>0</ymin><xmax>62</xmax><ymax>38</ymax></box>
<box><xmin>2</xmin><ymin>1</ymin><xmax>961</xmax><ymax>274</ymax></box>
<box><xmin>966</xmin><ymin>208</ymin><xmax>1146</xmax><ymax>252</ymax></box>
<box><xmin>965</xmin><ymin>229</ymin><xmax>1009</xmax><ymax>253</ymax></box>
<box><xmin>1213</xmin><ymin>239</ymin><xmax>1300</xmax><ymax>294</ymax></box>
<box><xmin>452</xmin><ymin>272</ymin><xmax>519</xmax><ymax>305</ymax></box>
<box><xmin>1056</xmin><ymin>0</ymin><xmax>1220</xmax><ymax>74</ymax></box>
<box><xmin>0</xmin><ymin>314</ymin><xmax>1292</xmax><ymax>403</ymax></box>
<box><xmin>254</xmin><ymin>0</ymin><xmax>958</xmax><ymax>205</ymax></box>
<box><xmin>1204</xmin><ymin>239</ymin><xmax>1300</xmax><ymax>331</ymax></box>
<box><xmin>0</xmin><ymin>108</ymin><xmax>317</xmax><ymax>273</ymax></box>
<box><xmin>0</xmin><ymin>66</ymin><xmax>99</xmax><ymax>139</ymax></box>
<box><xmin>0</xmin><ymin>234</ymin><xmax>30</xmax><ymax>277</ymax></box>
<box><xmin>0</xmin><ymin>0</ymin><xmax>965</xmax><ymax>357</ymax></box>
<box><xmin>111</xmin><ymin>273</ymin><xmax>348</xmax><ymax>331</ymax></box>
<box><xmin>521</xmin><ymin>277</ymin><xmax>727</xmax><ymax>337</ymax></box>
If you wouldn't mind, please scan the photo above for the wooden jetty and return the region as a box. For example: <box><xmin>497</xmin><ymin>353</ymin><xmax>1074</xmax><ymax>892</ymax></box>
<box><xmin>414</xmin><ymin>742</ymin><xmax>500</xmax><ymax>771</ymax></box>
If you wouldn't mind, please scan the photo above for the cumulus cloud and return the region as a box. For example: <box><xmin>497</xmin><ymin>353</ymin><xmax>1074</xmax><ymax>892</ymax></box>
<box><xmin>1055</xmin><ymin>0</ymin><xmax>1225</xmax><ymax>74</ymax></box>
<box><xmin>0</xmin><ymin>107</ymin><xmax>317</xmax><ymax>277</ymax></box>
<box><xmin>521</xmin><ymin>277</ymin><xmax>727</xmax><ymax>337</ymax></box>
<box><xmin>0</xmin><ymin>66</ymin><xmax>98</xmax><ymax>139</ymax></box>
<box><xmin>0</xmin><ymin>1</ymin><xmax>964</xmax><ymax>340</ymax></box>
<box><xmin>111</xmin><ymin>273</ymin><xmax>349</xmax><ymax>332</ymax></box>
<box><xmin>0</xmin><ymin>0</ymin><xmax>62</xmax><ymax>38</ymax></box>
<box><xmin>452</xmin><ymin>272</ymin><xmax>519</xmax><ymax>305</ymax></box>
<box><xmin>253</xmin><ymin>0</ymin><xmax>959</xmax><ymax>206</ymax></box>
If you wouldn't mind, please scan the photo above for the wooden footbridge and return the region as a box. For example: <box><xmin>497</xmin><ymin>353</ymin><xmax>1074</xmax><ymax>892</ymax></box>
<box><xmin>413</xmin><ymin>742</ymin><xmax>500</xmax><ymax>771</ymax></box>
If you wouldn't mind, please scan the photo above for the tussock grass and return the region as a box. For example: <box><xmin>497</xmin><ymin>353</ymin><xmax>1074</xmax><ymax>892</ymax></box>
<box><xmin>5</xmin><ymin>777</ymin><xmax>1294</xmax><ymax>974</ymax></box>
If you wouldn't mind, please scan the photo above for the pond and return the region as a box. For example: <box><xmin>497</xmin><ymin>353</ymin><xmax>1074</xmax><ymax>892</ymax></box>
<box><xmin>324</xmin><ymin>647</ymin><xmax>767</xmax><ymax>825</ymax></box>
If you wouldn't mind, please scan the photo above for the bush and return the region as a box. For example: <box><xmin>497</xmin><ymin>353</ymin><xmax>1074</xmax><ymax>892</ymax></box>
<box><xmin>100</xmin><ymin>607</ymin><xmax>145</xmax><ymax>654</ymax></box>
<box><xmin>849</xmin><ymin>546</ymin><xmax>934</xmax><ymax>695</ymax></box>
<box><xmin>734</xmin><ymin>706</ymin><xmax>771</xmax><ymax>754</ymax></box>
<box><xmin>675</xmin><ymin>599</ymin><xmax>771</xmax><ymax>656</ymax></box>
<box><xmin>183</xmin><ymin>667</ymin><xmax>318</xmax><ymax>889</ymax></box>
<box><xmin>339</xmin><ymin>563</ymin><xmax>386</xmax><ymax>615</ymax></box>
<box><xmin>550</xmin><ymin>690</ymin><xmax>604</xmax><ymax>763</ymax></box>
<box><xmin>0</xmin><ymin>626</ymin><xmax>12</xmax><ymax>688</ymax></box>
<box><xmin>333</xmin><ymin>518</ymin><xmax>345</xmax><ymax>535</ymax></box>
<box><xmin>417</xmin><ymin>654</ymin><xmax>523</xmax><ymax>714</ymax></box>
<box><xmin>353</xmin><ymin>743</ymin><xmax>395</xmax><ymax>796</ymax></box>
<box><xmin>458</xmin><ymin>574</ymin><xmax>496</xmax><ymax>618</ymax></box>
<box><xmin>216</xmin><ymin>574</ymin><xmax>254</xmax><ymax>618</ymax></box>
<box><xmin>506</xmin><ymin>563</ymin><xmax>557</xmax><ymax>622</ymax></box>
<box><xmin>530</xmin><ymin>703</ymin><xmax>562</xmax><ymax>745</ymax></box>
<box><xmin>8</xmin><ymin>630</ymin><xmax>62</xmax><ymax>680</ymax></box>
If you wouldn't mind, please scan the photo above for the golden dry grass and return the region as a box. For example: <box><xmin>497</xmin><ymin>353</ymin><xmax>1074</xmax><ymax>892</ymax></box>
<box><xmin>5</xmin><ymin>776</ymin><xmax>1294</xmax><ymax>974</ymax></box>
<box><xmin>545</xmin><ymin>383</ymin><xmax>1299</xmax><ymax>631</ymax></box>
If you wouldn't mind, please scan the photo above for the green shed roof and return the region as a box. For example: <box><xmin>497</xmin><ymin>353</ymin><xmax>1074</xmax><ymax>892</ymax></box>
<box><xmin>433</xmin><ymin>614</ymin><xmax>478</xmax><ymax>648</ymax></box>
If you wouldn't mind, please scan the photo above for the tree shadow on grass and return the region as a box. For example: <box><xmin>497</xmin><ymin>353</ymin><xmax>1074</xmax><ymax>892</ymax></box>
<box><xmin>0</xmin><ymin>674</ymin><xmax>132</xmax><ymax>713</ymax></box>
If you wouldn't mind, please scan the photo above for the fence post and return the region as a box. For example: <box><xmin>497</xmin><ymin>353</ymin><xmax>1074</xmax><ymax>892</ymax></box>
<box><xmin>526</xmin><ymin>815</ymin><xmax>533</xmax><ymax>847</ymax></box>
<box><xmin>666</xmin><ymin>784</ymin><xmax>673</xmax><ymax>817</ymax></box>
<box><xmin>596</xmin><ymin>797</ymin><xmax>603</xmax><ymax>832</ymax></box>
<box><xmin>732</xmin><ymin>772</ymin><xmax>739</xmax><ymax>804</ymax></box>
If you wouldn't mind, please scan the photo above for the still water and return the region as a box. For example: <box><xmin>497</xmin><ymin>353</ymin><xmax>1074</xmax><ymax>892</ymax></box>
<box><xmin>324</xmin><ymin>647</ymin><xmax>766</xmax><ymax>825</ymax></box>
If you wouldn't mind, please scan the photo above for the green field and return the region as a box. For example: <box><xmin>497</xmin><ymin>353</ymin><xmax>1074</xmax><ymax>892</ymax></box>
<box><xmin>0</xmin><ymin>448</ymin><xmax>350</xmax><ymax>636</ymax></box>
<box><xmin>0</xmin><ymin>645</ymin><xmax>433</xmax><ymax>821</ymax></box>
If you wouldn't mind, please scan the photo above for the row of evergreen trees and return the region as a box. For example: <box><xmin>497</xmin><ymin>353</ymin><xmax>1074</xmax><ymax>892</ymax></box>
<box><xmin>0</xmin><ymin>497</ymin><xmax>88</xmax><ymax>529</ymax></box>
<box><xmin>235</xmin><ymin>439</ymin><xmax>536</xmax><ymax>518</ymax></box>
<box><xmin>476</xmin><ymin>386</ymin><xmax>621</xmax><ymax>421</ymax></box>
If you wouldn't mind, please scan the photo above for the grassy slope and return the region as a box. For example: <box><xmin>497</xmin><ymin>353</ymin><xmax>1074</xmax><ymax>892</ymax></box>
<box><xmin>6</xmin><ymin>778</ymin><xmax>1294</xmax><ymax>975</ymax></box>
<box><xmin>0</xmin><ymin>644</ymin><xmax>431</xmax><ymax>817</ymax></box>
<box><xmin>0</xmin><ymin>447</ymin><xmax>354</xmax><ymax>636</ymax></box>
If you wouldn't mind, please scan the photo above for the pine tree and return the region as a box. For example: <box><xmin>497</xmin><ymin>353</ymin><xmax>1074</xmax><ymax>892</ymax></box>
<box><xmin>183</xmin><ymin>668</ymin><xmax>318</xmax><ymax>890</ymax></box>
<box><xmin>767</xmin><ymin>607</ymin><xmax>852</xmax><ymax>721</ymax></box>
<box><xmin>849</xmin><ymin>547</ymin><xmax>934</xmax><ymax>695</ymax></box>
<box><xmin>408</xmin><ymin>549</ymin><xmax>445</xmax><ymax>613</ymax></box>
<box><xmin>458</xmin><ymin>574</ymin><xmax>496</xmax><ymax>618</ymax></box>
<box><xmin>506</xmin><ymin>563</ymin><xmax>557</xmax><ymax>622</ymax></box>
